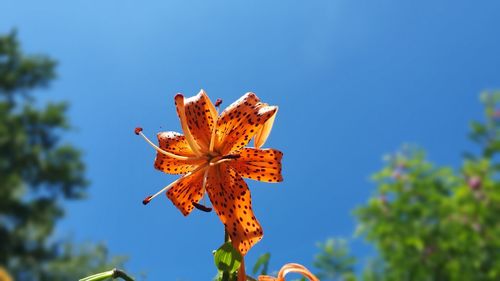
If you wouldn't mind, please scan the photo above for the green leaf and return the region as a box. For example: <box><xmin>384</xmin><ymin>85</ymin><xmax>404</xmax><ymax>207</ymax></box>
<box><xmin>214</xmin><ymin>242</ymin><xmax>242</xmax><ymax>274</ymax></box>
<box><xmin>252</xmin><ymin>253</ymin><xmax>271</xmax><ymax>275</ymax></box>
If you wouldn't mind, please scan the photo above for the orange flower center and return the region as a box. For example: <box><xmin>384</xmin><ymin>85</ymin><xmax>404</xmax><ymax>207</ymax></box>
<box><xmin>136</xmin><ymin>127</ymin><xmax>240</xmax><ymax>205</ymax></box>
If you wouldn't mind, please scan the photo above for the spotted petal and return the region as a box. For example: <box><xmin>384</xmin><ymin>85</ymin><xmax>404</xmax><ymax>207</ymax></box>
<box><xmin>254</xmin><ymin>105</ymin><xmax>278</xmax><ymax>148</ymax></box>
<box><xmin>154</xmin><ymin>132</ymin><xmax>204</xmax><ymax>175</ymax></box>
<box><xmin>230</xmin><ymin>148</ymin><xmax>283</xmax><ymax>182</ymax></box>
<box><xmin>206</xmin><ymin>164</ymin><xmax>263</xmax><ymax>255</ymax></box>
<box><xmin>216</xmin><ymin>93</ymin><xmax>277</xmax><ymax>154</ymax></box>
<box><xmin>175</xmin><ymin>90</ymin><xmax>218</xmax><ymax>154</ymax></box>
<box><xmin>166</xmin><ymin>171</ymin><xmax>205</xmax><ymax>216</ymax></box>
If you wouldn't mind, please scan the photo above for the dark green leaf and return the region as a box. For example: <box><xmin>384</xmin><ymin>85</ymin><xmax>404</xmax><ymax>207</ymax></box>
<box><xmin>252</xmin><ymin>253</ymin><xmax>270</xmax><ymax>275</ymax></box>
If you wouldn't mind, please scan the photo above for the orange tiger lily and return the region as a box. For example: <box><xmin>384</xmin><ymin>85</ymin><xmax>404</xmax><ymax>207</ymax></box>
<box><xmin>136</xmin><ymin>90</ymin><xmax>282</xmax><ymax>256</ymax></box>
<box><xmin>258</xmin><ymin>263</ymin><xmax>319</xmax><ymax>281</ymax></box>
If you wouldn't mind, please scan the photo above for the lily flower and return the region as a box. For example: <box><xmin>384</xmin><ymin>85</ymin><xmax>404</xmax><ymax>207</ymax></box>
<box><xmin>258</xmin><ymin>263</ymin><xmax>319</xmax><ymax>281</ymax></box>
<box><xmin>136</xmin><ymin>90</ymin><xmax>283</xmax><ymax>255</ymax></box>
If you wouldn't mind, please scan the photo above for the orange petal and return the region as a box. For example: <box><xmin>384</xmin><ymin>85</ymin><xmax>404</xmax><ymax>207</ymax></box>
<box><xmin>154</xmin><ymin>132</ymin><xmax>204</xmax><ymax>174</ymax></box>
<box><xmin>166</xmin><ymin>170</ymin><xmax>205</xmax><ymax>216</ymax></box>
<box><xmin>230</xmin><ymin>148</ymin><xmax>283</xmax><ymax>183</ymax></box>
<box><xmin>258</xmin><ymin>263</ymin><xmax>319</xmax><ymax>281</ymax></box>
<box><xmin>277</xmin><ymin>263</ymin><xmax>319</xmax><ymax>281</ymax></box>
<box><xmin>254</xmin><ymin>106</ymin><xmax>278</xmax><ymax>148</ymax></box>
<box><xmin>258</xmin><ymin>276</ymin><xmax>276</xmax><ymax>281</ymax></box>
<box><xmin>206</xmin><ymin>164</ymin><xmax>263</xmax><ymax>255</ymax></box>
<box><xmin>175</xmin><ymin>90</ymin><xmax>217</xmax><ymax>153</ymax></box>
<box><xmin>216</xmin><ymin>93</ymin><xmax>277</xmax><ymax>154</ymax></box>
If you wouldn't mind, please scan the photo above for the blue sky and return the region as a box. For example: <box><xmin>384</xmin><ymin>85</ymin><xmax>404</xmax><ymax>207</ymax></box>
<box><xmin>2</xmin><ymin>1</ymin><xmax>500</xmax><ymax>280</ymax></box>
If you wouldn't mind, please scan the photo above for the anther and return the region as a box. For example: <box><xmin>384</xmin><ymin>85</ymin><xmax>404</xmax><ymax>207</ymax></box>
<box><xmin>142</xmin><ymin>195</ymin><xmax>153</xmax><ymax>205</ymax></box>
<box><xmin>221</xmin><ymin>154</ymin><xmax>240</xmax><ymax>160</ymax></box>
<box><xmin>174</xmin><ymin>93</ymin><xmax>183</xmax><ymax>100</ymax></box>
<box><xmin>136</xmin><ymin>128</ymin><xmax>192</xmax><ymax>161</ymax></box>
<box><xmin>192</xmin><ymin>202</ymin><xmax>212</xmax><ymax>212</ymax></box>
<box><xmin>215</xmin><ymin>98</ymin><xmax>223</xmax><ymax>107</ymax></box>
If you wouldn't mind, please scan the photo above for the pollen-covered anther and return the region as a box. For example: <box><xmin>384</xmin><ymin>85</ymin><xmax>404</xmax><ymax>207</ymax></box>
<box><xmin>134</xmin><ymin>127</ymin><xmax>143</xmax><ymax>135</ymax></box>
<box><xmin>142</xmin><ymin>195</ymin><xmax>153</xmax><ymax>205</ymax></box>
<box><xmin>215</xmin><ymin>98</ymin><xmax>223</xmax><ymax>107</ymax></box>
<box><xmin>136</xmin><ymin>128</ymin><xmax>194</xmax><ymax>161</ymax></box>
<box><xmin>192</xmin><ymin>202</ymin><xmax>212</xmax><ymax>212</ymax></box>
<box><xmin>221</xmin><ymin>154</ymin><xmax>240</xmax><ymax>160</ymax></box>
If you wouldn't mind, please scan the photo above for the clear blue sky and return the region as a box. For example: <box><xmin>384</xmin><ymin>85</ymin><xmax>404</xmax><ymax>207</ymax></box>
<box><xmin>2</xmin><ymin>1</ymin><xmax>500</xmax><ymax>280</ymax></box>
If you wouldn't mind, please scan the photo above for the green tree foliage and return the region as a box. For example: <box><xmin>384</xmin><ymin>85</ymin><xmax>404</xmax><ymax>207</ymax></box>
<box><xmin>0</xmin><ymin>31</ymin><xmax>124</xmax><ymax>281</ymax></box>
<box><xmin>311</xmin><ymin>92</ymin><xmax>500</xmax><ymax>281</ymax></box>
<box><xmin>313</xmin><ymin>239</ymin><xmax>356</xmax><ymax>281</ymax></box>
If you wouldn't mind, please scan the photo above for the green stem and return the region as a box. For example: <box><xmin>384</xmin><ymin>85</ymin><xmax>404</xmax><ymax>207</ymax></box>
<box><xmin>113</xmin><ymin>269</ymin><xmax>135</xmax><ymax>281</ymax></box>
<box><xmin>224</xmin><ymin>228</ymin><xmax>230</xmax><ymax>243</ymax></box>
<box><xmin>79</xmin><ymin>270</ymin><xmax>114</xmax><ymax>281</ymax></box>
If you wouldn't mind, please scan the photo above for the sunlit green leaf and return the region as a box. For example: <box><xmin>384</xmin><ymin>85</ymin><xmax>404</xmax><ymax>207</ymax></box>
<box><xmin>214</xmin><ymin>242</ymin><xmax>242</xmax><ymax>274</ymax></box>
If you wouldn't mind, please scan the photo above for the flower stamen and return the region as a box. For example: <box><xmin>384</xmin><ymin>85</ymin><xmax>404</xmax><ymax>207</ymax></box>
<box><xmin>210</xmin><ymin>158</ymin><xmax>235</xmax><ymax>166</ymax></box>
<box><xmin>192</xmin><ymin>202</ymin><xmax>212</xmax><ymax>212</ymax></box>
<box><xmin>142</xmin><ymin>164</ymin><xmax>209</xmax><ymax>205</ymax></box>
<box><xmin>221</xmin><ymin>154</ymin><xmax>240</xmax><ymax>160</ymax></box>
<box><xmin>202</xmin><ymin>167</ymin><xmax>210</xmax><ymax>194</ymax></box>
<box><xmin>135</xmin><ymin>128</ymin><xmax>195</xmax><ymax>161</ymax></box>
<box><xmin>192</xmin><ymin>167</ymin><xmax>212</xmax><ymax>212</ymax></box>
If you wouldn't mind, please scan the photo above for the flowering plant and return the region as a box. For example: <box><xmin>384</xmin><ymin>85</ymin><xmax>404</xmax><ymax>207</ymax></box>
<box><xmin>80</xmin><ymin>90</ymin><xmax>318</xmax><ymax>281</ymax></box>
